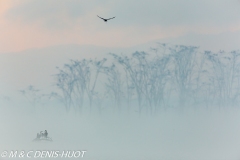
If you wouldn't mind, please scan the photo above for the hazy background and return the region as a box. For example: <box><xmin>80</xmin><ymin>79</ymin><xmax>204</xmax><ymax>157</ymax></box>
<box><xmin>1</xmin><ymin>0</ymin><xmax>240</xmax><ymax>160</ymax></box>
<box><xmin>0</xmin><ymin>0</ymin><xmax>240</xmax><ymax>53</ymax></box>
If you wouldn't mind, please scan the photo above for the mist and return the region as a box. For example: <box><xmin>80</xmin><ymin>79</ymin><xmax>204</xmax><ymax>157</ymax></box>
<box><xmin>1</xmin><ymin>44</ymin><xmax>240</xmax><ymax>160</ymax></box>
<box><xmin>1</xmin><ymin>103</ymin><xmax>240</xmax><ymax>160</ymax></box>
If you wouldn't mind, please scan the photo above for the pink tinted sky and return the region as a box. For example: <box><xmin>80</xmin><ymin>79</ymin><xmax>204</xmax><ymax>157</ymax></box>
<box><xmin>0</xmin><ymin>0</ymin><xmax>240</xmax><ymax>53</ymax></box>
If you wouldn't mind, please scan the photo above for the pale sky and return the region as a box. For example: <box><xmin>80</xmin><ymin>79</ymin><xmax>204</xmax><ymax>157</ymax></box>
<box><xmin>0</xmin><ymin>0</ymin><xmax>240</xmax><ymax>53</ymax></box>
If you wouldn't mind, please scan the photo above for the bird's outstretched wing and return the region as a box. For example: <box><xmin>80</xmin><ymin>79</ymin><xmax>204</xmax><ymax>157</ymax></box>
<box><xmin>106</xmin><ymin>17</ymin><xmax>115</xmax><ymax>20</ymax></box>
<box><xmin>97</xmin><ymin>15</ymin><xmax>106</xmax><ymax>20</ymax></box>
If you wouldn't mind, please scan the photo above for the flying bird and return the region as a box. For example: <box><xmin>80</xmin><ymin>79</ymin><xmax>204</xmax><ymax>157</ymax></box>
<box><xmin>97</xmin><ymin>15</ymin><xmax>115</xmax><ymax>22</ymax></box>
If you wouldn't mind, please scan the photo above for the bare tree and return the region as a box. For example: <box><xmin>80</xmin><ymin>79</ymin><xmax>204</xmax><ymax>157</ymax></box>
<box><xmin>111</xmin><ymin>52</ymin><xmax>149</xmax><ymax>113</ymax></box>
<box><xmin>54</xmin><ymin>66</ymin><xmax>75</xmax><ymax>112</ymax></box>
<box><xmin>102</xmin><ymin>63</ymin><xmax>123</xmax><ymax>112</ymax></box>
<box><xmin>204</xmin><ymin>50</ymin><xmax>240</xmax><ymax>107</ymax></box>
<box><xmin>148</xmin><ymin>55</ymin><xmax>171</xmax><ymax>112</ymax></box>
<box><xmin>69</xmin><ymin>59</ymin><xmax>91</xmax><ymax>113</ymax></box>
<box><xmin>169</xmin><ymin>45</ymin><xmax>198</xmax><ymax>109</ymax></box>
<box><xmin>19</xmin><ymin>85</ymin><xmax>43</xmax><ymax>111</ymax></box>
<box><xmin>85</xmin><ymin>58</ymin><xmax>106</xmax><ymax>113</ymax></box>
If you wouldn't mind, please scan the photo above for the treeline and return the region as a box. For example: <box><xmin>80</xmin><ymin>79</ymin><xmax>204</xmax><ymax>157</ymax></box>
<box><xmin>20</xmin><ymin>44</ymin><xmax>240</xmax><ymax>114</ymax></box>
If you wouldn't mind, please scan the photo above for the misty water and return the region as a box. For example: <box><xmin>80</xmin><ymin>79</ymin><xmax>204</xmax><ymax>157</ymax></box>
<box><xmin>1</xmin><ymin>103</ymin><xmax>240</xmax><ymax>160</ymax></box>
